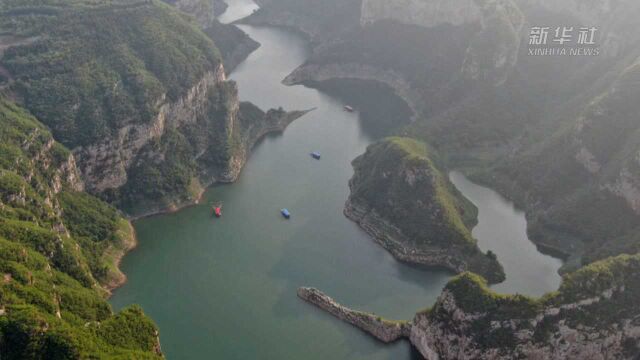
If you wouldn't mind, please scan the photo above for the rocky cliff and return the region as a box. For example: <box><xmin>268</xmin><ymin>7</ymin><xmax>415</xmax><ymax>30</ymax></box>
<box><xmin>281</xmin><ymin>0</ymin><xmax>524</xmax><ymax>125</ymax></box>
<box><xmin>297</xmin><ymin>287</ymin><xmax>410</xmax><ymax>343</ymax></box>
<box><xmin>302</xmin><ymin>254</ymin><xmax>640</xmax><ymax>359</ymax></box>
<box><xmin>346</xmin><ymin>137</ymin><xmax>505</xmax><ymax>283</ymax></box>
<box><xmin>277</xmin><ymin>0</ymin><xmax>640</xmax><ymax>272</ymax></box>
<box><xmin>73</xmin><ymin>65</ymin><xmax>226</xmax><ymax>195</ymax></box>
<box><xmin>1</xmin><ymin>0</ymin><xmax>299</xmax><ymax>217</ymax></box>
<box><xmin>99</xmin><ymin>79</ymin><xmax>308</xmax><ymax>217</ymax></box>
<box><xmin>409</xmin><ymin>254</ymin><xmax>640</xmax><ymax>359</ymax></box>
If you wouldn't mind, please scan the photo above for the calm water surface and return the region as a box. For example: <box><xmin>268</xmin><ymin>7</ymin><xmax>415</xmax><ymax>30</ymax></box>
<box><xmin>110</xmin><ymin>2</ymin><xmax>562</xmax><ymax>359</ymax></box>
<box><xmin>450</xmin><ymin>172</ymin><xmax>562</xmax><ymax>296</ymax></box>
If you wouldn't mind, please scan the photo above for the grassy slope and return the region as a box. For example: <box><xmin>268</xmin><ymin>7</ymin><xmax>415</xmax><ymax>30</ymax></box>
<box><xmin>0</xmin><ymin>98</ymin><xmax>161</xmax><ymax>358</ymax></box>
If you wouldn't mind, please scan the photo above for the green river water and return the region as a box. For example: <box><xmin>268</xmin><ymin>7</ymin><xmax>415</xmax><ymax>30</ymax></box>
<box><xmin>110</xmin><ymin>2</ymin><xmax>562</xmax><ymax>358</ymax></box>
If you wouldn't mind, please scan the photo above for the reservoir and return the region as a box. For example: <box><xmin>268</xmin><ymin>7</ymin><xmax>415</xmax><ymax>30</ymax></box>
<box><xmin>110</xmin><ymin>1</ymin><xmax>562</xmax><ymax>358</ymax></box>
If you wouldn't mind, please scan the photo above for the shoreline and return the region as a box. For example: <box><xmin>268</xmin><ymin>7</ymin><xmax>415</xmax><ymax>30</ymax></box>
<box><xmin>343</xmin><ymin>197</ymin><xmax>506</xmax><ymax>284</ymax></box>
<box><xmin>104</xmin><ymin>220</ymin><xmax>139</xmax><ymax>296</ymax></box>
<box><xmin>297</xmin><ymin>287</ymin><xmax>411</xmax><ymax>343</ymax></box>
<box><xmin>125</xmin><ymin>108</ymin><xmax>314</xmax><ymax>222</ymax></box>
<box><xmin>108</xmin><ymin>108</ymin><xmax>314</xmax><ymax>294</ymax></box>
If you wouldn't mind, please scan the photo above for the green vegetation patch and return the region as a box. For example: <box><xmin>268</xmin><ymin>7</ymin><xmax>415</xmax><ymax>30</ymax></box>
<box><xmin>1</xmin><ymin>0</ymin><xmax>221</xmax><ymax>148</ymax></box>
<box><xmin>0</xmin><ymin>97</ymin><xmax>161</xmax><ymax>358</ymax></box>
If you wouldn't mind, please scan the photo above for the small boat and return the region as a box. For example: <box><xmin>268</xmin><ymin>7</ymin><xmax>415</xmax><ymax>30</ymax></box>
<box><xmin>281</xmin><ymin>208</ymin><xmax>291</xmax><ymax>219</ymax></box>
<box><xmin>344</xmin><ymin>105</ymin><xmax>354</xmax><ymax>112</ymax></box>
<box><xmin>213</xmin><ymin>204</ymin><xmax>222</xmax><ymax>218</ymax></box>
<box><xmin>311</xmin><ymin>151</ymin><xmax>321</xmax><ymax>160</ymax></box>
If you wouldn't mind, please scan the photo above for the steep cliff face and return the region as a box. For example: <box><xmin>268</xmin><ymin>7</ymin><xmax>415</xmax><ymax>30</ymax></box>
<box><xmin>346</xmin><ymin>137</ymin><xmax>505</xmax><ymax>282</ymax></box>
<box><xmin>301</xmin><ymin>254</ymin><xmax>640</xmax><ymax>359</ymax></box>
<box><xmin>99</xmin><ymin>79</ymin><xmax>307</xmax><ymax>217</ymax></box>
<box><xmin>282</xmin><ymin>0</ymin><xmax>525</xmax><ymax>125</ymax></box>
<box><xmin>73</xmin><ymin>65</ymin><xmax>226</xmax><ymax>195</ymax></box>
<box><xmin>0</xmin><ymin>98</ymin><xmax>161</xmax><ymax>358</ymax></box>
<box><xmin>410</xmin><ymin>255</ymin><xmax>640</xmax><ymax>359</ymax></box>
<box><xmin>0</xmin><ymin>0</ymin><xmax>293</xmax><ymax>217</ymax></box>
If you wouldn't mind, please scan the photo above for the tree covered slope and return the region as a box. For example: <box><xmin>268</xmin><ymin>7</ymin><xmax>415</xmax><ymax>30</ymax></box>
<box><xmin>0</xmin><ymin>0</ymin><xmax>289</xmax><ymax>218</ymax></box>
<box><xmin>1</xmin><ymin>0</ymin><xmax>222</xmax><ymax>148</ymax></box>
<box><xmin>0</xmin><ymin>98</ymin><xmax>161</xmax><ymax>358</ymax></box>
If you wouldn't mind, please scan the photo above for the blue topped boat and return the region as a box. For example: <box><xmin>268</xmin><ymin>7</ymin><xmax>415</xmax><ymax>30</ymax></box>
<box><xmin>281</xmin><ymin>208</ymin><xmax>291</xmax><ymax>219</ymax></box>
<box><xmin>311</xmin><ymin>152</ymin><xmax>321</xmax><ymax>160</ymax></box>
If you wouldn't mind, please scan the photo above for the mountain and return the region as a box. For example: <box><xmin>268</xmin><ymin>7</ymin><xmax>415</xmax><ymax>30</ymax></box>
<box><xmin>0</xmin><ymin>0</ymin><xmax>300</xmax><ymax>357</ymax></box>
<box><xmin>0</xmin><ymin>98</ymin><xmax>161</xmax><ymax>358</ymax></box>
<box><xmin>409</xmin><ymin>253</ymin><xmax>640</xmax><ymax>359</ymax></box>
<box><xmin>346</xmin><ymin>137</ymin><xmax>504</xmax><ymax>282</ymax></box>
<box><xmin>251</xmin><ymin>0</ymin><xmax>640</xmax><ymax>357</ymax></box>
<box><xmin>163</xmin><ymin>0</ymin><xmax>260</xmax><ymax>74</ymax></box>
<box><xmin>0</xmin><ymin>0</ymin><xmax>298</xmax><ymax>217</ymax></box>
<box><xmin>257</xmin><ymin>0</ymin><xmax>640</xmax><ymax>271</ymax></box>
<box><xmin>300</xmin><ymin>253</ymin><xmax>640</xmax><ymax>359</ymax></box>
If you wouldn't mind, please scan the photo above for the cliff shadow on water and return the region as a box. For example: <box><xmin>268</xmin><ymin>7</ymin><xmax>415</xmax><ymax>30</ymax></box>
<box><xmin>304</xmin><ymin>78</ymin><xmax>414</xmax><ymax>139</ymax></box>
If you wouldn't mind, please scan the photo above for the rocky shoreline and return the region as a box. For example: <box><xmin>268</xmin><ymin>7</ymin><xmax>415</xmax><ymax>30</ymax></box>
<box><xmin>127</xmin><ymin>107</ymin><xmax>312</xmax><ymax>221</ymax></box>
<box><xmin>297</xmin><ymin>287</ymin><xmax>410</xmax><ymax>343</ymax></box>
<box><xmin>300</xmin><ymin>261</ymin><xmax>640</xmax><ymax>360</ymax></box>
<box><xmin>344</xmin><ymin>199</ymin><xmax>468</xmax><ymax>275</ymax></box>
<box><xmin>343</xmin><ymin>138</ymin><xmax>505</xmax><ymax>283</ymax></box>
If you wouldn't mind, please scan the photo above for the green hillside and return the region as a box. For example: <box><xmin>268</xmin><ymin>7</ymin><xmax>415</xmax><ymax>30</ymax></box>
<box><xmin>347</xmin><ymin>137</ymin><xmax>504</xmax><ymax>282</ymax></box>
<box><xmin>0</xmin><ymin>0</ymin><xmax>221</xmax><ymax>148</ymax></box>
<box><xmin>0</xmin><ymin>98</ymin><xmax>161</xmax><ymax>358</ymax></box>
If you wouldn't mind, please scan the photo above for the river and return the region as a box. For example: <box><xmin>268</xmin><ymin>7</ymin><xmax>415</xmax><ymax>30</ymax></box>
<box><xmin>110</xmin><ymin>2</ymin><xmax>561</xmax><ymax>359</ymax></box>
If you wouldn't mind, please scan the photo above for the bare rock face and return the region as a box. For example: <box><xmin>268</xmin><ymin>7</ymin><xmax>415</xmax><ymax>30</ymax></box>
<box><xmin>297</xmin><ymin>287</ymin><xmax>410</xmax><ymax>343</ymax></box>
<box><xmin>461</xmin><ymin>0</ymin><xmax>525</xmax><ymax>84</ymax></box>
<box><xmin>409</xmin><ymin>257</ymin><xmax>640</xmax><ymax>360</ymax></box>
<box><xmin>74</xmin><ymin>65</ymin><xmax>227</xmax><ymax>194</ymax></box>
<box><xmin>297</xmin><ymin>256</ymin><xmax>640</xmax><ymax>360</ymax></box>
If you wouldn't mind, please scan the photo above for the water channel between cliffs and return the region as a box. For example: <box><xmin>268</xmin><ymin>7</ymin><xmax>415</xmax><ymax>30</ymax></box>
<box><xmin>110</xmin><ymin>2</ymin><xmax>562</xmax><ymax>358</ymax></box>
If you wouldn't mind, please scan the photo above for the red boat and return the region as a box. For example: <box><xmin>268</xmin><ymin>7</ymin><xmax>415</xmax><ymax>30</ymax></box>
<box><xmin>213</xmin><ymin>205</ymin><xmax>222</xmax><ymax>218</ymax></box>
